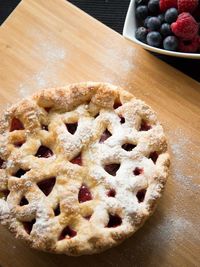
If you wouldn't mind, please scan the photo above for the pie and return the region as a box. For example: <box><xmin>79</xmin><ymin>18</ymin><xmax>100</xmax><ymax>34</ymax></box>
<box><xmin>0</xmin><ymin>82</ymin><xmax>170</xmax><ymax>255</ymax></box>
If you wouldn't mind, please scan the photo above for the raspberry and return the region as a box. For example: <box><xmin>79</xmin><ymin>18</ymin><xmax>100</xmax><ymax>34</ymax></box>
<box><xmin>179</xmin><ymin>36</ymin><xmax>200</xmax><ymax>52</ymax></box>
<box><xmin>171</xmin><ymin>12</ymin><xmax>199</xmax><ymax>40</ymax></box>
<box><xmin>178</xmin><ymin>0</ymin><xmax>199</xmax><ymax>13</ymax></box>
<box><xmin>159</xmin><ymin>0</ymin><xmax>177</xmax><ymax>12</ymax></box>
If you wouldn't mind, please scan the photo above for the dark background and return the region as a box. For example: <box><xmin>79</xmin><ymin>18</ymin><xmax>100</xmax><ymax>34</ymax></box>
<box><xmin>0</xmin><ymin>0</ymin><xmax>199</xmax><ymax>82</ymax></box>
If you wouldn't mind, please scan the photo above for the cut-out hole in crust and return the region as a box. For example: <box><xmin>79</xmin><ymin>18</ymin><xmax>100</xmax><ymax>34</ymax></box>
<box><xmin>136</xmin><ymin>189</ymin><xmax>147</xmax><ymax>203</ymax></box>
<box><xmin>0</xmin><ymin>190</ymin><xmax>10</xmax><ymax>200</ymax></box>
<box><xmin>10</xmin><ymin>118</ymin><xmax>24</xmax><ymax>132</ymax></box>
<box><xmin>113</xmin><ymin>99</ymin><xmax>122</xmax><ymax>109</ymax></box>
<box><xmin>59</xmin><ymin>226</ymin><xmax>77</xmax><ymax>240</ymax></box>
<box><xmin>104</xmin><ymin>163</ymin><xmax>120</xmax><ymax>176</ymax></box>
<box><xmin>42</xmin><ymin>125</ymin><xmax>48</xmax><ymax>131</ymax></box>
<box><xmin>37</xmin><ymin>177</ymin><xmax>56</xmax><ymax>196</ymax></box>
<box><xmin>35</xmin><ymin>146</ymin><xmax>53</xmax><ymax>158</ymax></box>
<box><xmin>106</xmin><ymin>214</ymin><xmax>122</xmax><ymax>228</ymax></box>
<box><xmin>122</xmin><ymin>143</ymin><xmax>136</xmax><ymax>151</ymax></box>
<box><xmin>99</xmin><ymin>129</ymin><xmax>112</xmax><ymax>143</ymax></box>
<box><xmin>14</xmin><ymin>169</ymin><xmax>29</xmax><ymax>178</ymax></box>
<box><xmin>78</xmin><ymin>184</ymin><xmax>92</xmax><ymax>203</ymax></box>
<box><xmin>70</xmin><ymin>153</ymin><xmax>82</xmax><ymax>166</ymax></box>
<box><xmin>107</xmin><ymin>189</ymin><xmax>116</xmax><ymax>197</ymax></box>
<box><xmin>149</xmin><ymin>151</ymin><xmax>158</xmax><ymax>163</ymax></box>
<box><xmin>44</xmin><ymin>107</ymin><xmax>51</xmax><ymax>113</ymax></box>
<box><xmin>0</xmin><ymin>158</ymin><xmax>5</xmax><ymax>169</ymax></box>
<box><xmin>54</xmin><ymin>204</ymin><xmax>60</xmax><ymax>216</ymax></box>
<box><xmin>20</xmin><ymin>196</ymin><xmax>29</xmax><ymax>206</ymax></box>
<box><xmin>139</xmin><ymin>120</ymin><xmax>152</xmax><ymax>131</ymax></box>
<box><xmin>66</xmin><ymin>123</ymin><xmax>78</xmax><ymax>135</ymax></box>
<box><xmin>13</xmin><ymin>140</ymin><xmax>25</xmax><ymax>148</ymax></box>
<box><xmin>133</xmin><ymin>167</ymin><xmax>143</xmax><ymax>176</ymax></box>
<box><xmin>23</xmin><ymin>219</ymin><xmax>36</xmax><ymax>235</ymax></box>
<box><xmin>119</xmin><ymin>116</ymin><xmax>125</xmax><ymax>124</ymax></box>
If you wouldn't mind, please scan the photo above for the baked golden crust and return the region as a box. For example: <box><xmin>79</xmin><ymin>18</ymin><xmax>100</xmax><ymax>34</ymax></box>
<box><xmin>0</xmin><ymin>82</ymin><xmax>170</xmax><ymax>255</ymax></box>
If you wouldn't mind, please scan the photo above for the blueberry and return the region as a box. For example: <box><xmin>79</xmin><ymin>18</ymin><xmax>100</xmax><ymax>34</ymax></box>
<box><xmin>136</xmin><ymin>5</ymin><xmax>148</xmax><ymax>20</ymax></box>
<box><xmin>147</xmin><ymin>31</ymin><xmax>162</xmax><ymax>47</ymax></box>
<box><xmin>144</xmin><ymin>16</ymin><xmax>151</xmax><ymax>27</ymax></box>
<box><xmin>135</xmin><ymin>27</ymin><xmax>148</xmax><ymax>42</ymax></box>
<box><xmin>148</xmin><ymin>0</ymin><xmax>160</xmax><ymax>14</ymax></box>
<box><xmin>164</xmin><ymin>8</ymin><xmax>178</xmax><ymax>24</ymax></box>
<box><xmin>147</xmin><ymin>17</ymin><xmax>161</xmax><ymax>31</ymax></box>
<box><xmin>135</xmin><ymin>0</ymin><xmax>148</xmax><ymax>6</ymax></box>
<box><xmin>160</xmin><ymin>23</ymin><xmax>172</xmax><ymax>36</ymax></box>
<box><xmin>158</xmin><ymin>14</ymin><xmax>165</xmax><ymax>24</ymax></box>
<box><xmin>163</xmin><ymin>36</ymin><xmax>178</xmax><ymax>51</ymax></box>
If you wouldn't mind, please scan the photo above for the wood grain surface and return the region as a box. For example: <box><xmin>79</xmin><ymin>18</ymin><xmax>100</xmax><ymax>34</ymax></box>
<box><xmin>0</xmin><ymin>0</ymin><xmax>199</xmax><ymax>266</ymax></box>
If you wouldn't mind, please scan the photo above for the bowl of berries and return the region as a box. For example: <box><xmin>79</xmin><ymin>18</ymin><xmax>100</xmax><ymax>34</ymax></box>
<box><xmin>123</xmin><ymin>0</ymin><xmax>200</xmax><ymax>58</ymax></box>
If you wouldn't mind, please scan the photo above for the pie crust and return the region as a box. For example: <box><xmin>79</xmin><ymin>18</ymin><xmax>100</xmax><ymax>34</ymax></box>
<box><xmin>0</xmin><ymin>82</ymin><xmax>170</xmax><ymax>255</ymax></box>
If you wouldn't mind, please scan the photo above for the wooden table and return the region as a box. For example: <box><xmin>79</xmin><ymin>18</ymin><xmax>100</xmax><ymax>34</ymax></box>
<box><xmin>0</xmin><ymin>0</ymin><xmax>199</xmax><ymax>266</ymax></box>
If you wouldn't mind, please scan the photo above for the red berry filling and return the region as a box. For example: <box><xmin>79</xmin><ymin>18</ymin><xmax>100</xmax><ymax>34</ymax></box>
<box><xmin>106</xmin><ymin>214</ymin><xmax>122</xmax><ymax>228</ymax></box>
<box><xmin>122</xmin><ymin>143</ymin><xmax>136</xmax><ymax>151</ymax></box>
<box><xmin>37</xmin><ymin>177</ymin><xmax>56</xmax><ymax>196</ymax></box>
<box><xmin>10</xmin><ymin>118</ymin><xmax>24</xmax><ymax>132</ymax></box>
<box><xmin>107</xmin><ymin>189</ymin><xmax>116</xmax><ymax>197</ymax></box>
<box><xmin>78</xmin><ymin>184</ymin><xmax>92</xmax><ymax>203</ymax></box>
<box><xmin>0</xmin><ymin>190</ymin><xmax>10</xmax><ymax>199</ymax></box>
<box><xmin>23</xmin><ymin>219</ymin><xmax>36</xmax><ymax>234</ymax></box>
<box><xmin>139</xmin><ymin>120</ymin><xmax>152</xmax><ymax>131</ymax></box>
<box><xmin>119</xmin><ymin>115</ymin><xmax>125</xmax><ymax>124</ymax></box>
<box><xmin>133</xmin><ymin>167</ymin><xmax>143</xmax><ymax>176</ymax></box>
<box><xmin>59</xmin><ymin>226</ymin><xmax>77</xmax><ymax>240</ymax></box>
<box><xmin>44</xmin><ymin>107</ymin><xmax>51</xmax><ymax>113</ymax></box>
<box><xmin>20</xmin><ymin>196</ymin><xmax>29</xmax><ymax>206</ymax></box>
<box><xmin>0</xmin><ymin>158</ymin><xmax>5</xmax><ymax>169</ymax></box>
<box><xmin>14</xmin><ymin>169</ymin><xmax>29</xmax><ymax>178</ymax></box>
<box><xmin>149</xmin><ymin>151</ymin><xmax>158</xmax><ymax>163</ymax></box>
<box><xmin>70</xmin><ymin>153</ymin><xmax>82</xmax><ymax>166</ymax></box>
<box><xmin>42</xmin><ymin>125</ymin><xmax>48</xmax><ymax>131</ymax></box>
<box><xmin>54</xmin><ymin>204</ymin><xmax>60</xmax><ymax>216</ymax></box>
<box><xmin>113</xmin><ymin>99</ymin><xmax>122</xmax><ymax>109</ymax></box>
<box><xmin>99</xmin><ymin>129</ymin><xmax>112</xmax><ymax>143</ymax></box>
<box><xmin>104</xmin><ymin>163</ymin><xmax>120</xmax><ymax>176</ymax></box>
<box><xmin>13</xmin><ymin>140</ymin><xmax>25</xmax><ymax>147</ymax></box>
<box><xmin>136</xmin><ymin>189</ymin><xmax>147</xmax><ymax>203</ymax></box>
<box><xmin>66</xmin><ymin>122</ymin><xmax>78</xmax><ymax>135</ymax></box>
<box><xmin>35</xmin><ymin>146</ymin><xmax>53</xmax><ymax>158</ymax></box>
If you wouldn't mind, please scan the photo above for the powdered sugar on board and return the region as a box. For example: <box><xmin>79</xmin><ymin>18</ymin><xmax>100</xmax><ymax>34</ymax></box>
<box><xmin>169</xmin><ymin>128</ymin><xmax>200</xmax><ymax>191</ymax></box>
<box><xmin>98</xmin><ymin>40</ymin><xmax>136</xmax><ymax>87</ymax></box>
<box><xmin>18</xmin><ymin>33</ymin><xmax>68</xmax><ymax>98</ymax></box>
<box><xmin>155</xmin><ymin>127</ymin><xmax>200</xmax><ymax>244</ymax></box>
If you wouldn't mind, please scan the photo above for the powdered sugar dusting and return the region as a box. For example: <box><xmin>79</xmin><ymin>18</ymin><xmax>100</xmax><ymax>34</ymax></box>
<box><xmin>0</xmin><ymin>199</ymin><xmax>10</xmax><ymax>224</ymax></box>
<box><xmin>98</xmin><ymin>41</ymin><xmax>136</xmax><ymax>87</ymax></box>
<box><xmin>18</xmin><ymin>34</ymin><xmax>68</xmax><ymax>98</ymax></box>
<box><xmin>169</xmin><ymin>128</ymin><xmax>200</xmax><ymax>191</ymax></box>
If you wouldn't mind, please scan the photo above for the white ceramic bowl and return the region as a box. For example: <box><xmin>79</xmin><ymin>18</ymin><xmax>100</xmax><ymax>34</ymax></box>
<box><xmin>123</xmin><ymin>0</ymin><xmax>200</xmax><ymax>59</ymax></box>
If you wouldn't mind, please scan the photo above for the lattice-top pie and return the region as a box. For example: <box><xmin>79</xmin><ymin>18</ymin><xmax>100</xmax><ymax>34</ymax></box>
<box><xmin>0</xmin><ymin>82</ymin><xmax>170</xmax><ymax>255</ymax></box>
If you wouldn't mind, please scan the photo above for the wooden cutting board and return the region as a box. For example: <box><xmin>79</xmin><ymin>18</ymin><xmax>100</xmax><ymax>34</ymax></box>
<box><xmin>0</xmin><ymin>0</ymin><xmax>199</xmax><ymax>266</ymax></box>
